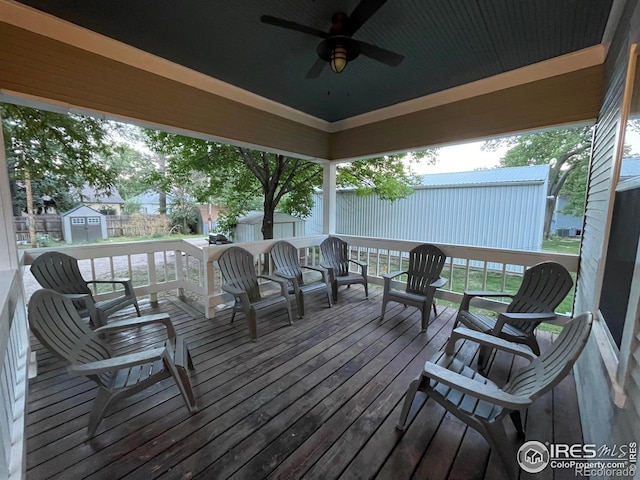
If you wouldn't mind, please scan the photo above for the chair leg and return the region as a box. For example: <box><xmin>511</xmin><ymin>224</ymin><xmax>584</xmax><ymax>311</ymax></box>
<box><xmin>133</xmin><ymin>299</ymin><xmax>141</xmax><ymax>317</ymax></box>
<box><xmin>297</xmin><ymin>292</ymin><xmax>305</xmax><ymax>319</ymax></box>
<box><xmin>396</xmin><ymin>375</ymin><xmax>424</xmax><ymax>431</ymax></box>
<box><xmin>165</xmin><ymin>357</ymin><xmax>198</xmax><ymax>413</ymax></box>
<box><xmin>432</xmin><ymin>302</ymin><xmax>438</xmax><ymax>316</ymax></box>
<box><xmin>364</xmin><ymin>281</ymin><xmax>369</xmax><ymax>298</ymax></box>
<box><xmin>332</xmin><ymin>282</ymin><xmax>338</xmax><ymax>303</ymax></box>
<box><xmin>248</xmin><ymin>311</ymin><xmax>258</xmax><ymax>341</ymax></box>
<box><xmin>484</xmin><ymin>420</ymin><xmax>520</xmax><ymax>479</ymax></box>
<box><xmin>421</xmin><ymin>303</ymin><xmax>432</xmax><ymax>332</ymax></box>
<box><xmin>380</xmin><ymin>297</ymin><xmax>388</xmax><ymax>321</ymax></box>
<box><xmin>87</xmin><ymin>387</ymin><xmax>113</xmax><ymax>437</ymax></box>
<box><xmin>510</xmin><ymin>411</ymin><xmax>525</xmax><ymax>439</ymax></box>
<box><xmin>285</xmin><ymin>300</ymin><xmax>294</xmax><ymax>326</ymax></box>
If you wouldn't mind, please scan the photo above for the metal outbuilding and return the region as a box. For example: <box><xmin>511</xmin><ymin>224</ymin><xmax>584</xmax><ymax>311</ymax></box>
<box><xmin>307</xmin><ymin>165</ymin><xmax>549</xmax><ymax>251</ymax></box>
<box><xmin>61</xmin><ymin>205</ymin><xmax>108</xmax><ymax>244</ymax></box>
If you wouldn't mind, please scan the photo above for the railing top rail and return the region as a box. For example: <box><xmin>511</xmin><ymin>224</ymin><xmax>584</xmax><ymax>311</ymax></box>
<box><xmin>21</xmin><ymin>238</ymin><xmax>197</xmax><ymax>264</ymax></box>
<box><xmin>204</xmin><ymin>235</ymin><xmax>328</xmax><ymax>262</ymax></box>
<box><xmin>333</xmin><ymin>234</ymin><xmax>579</xmax><ymax>272</ymax></box>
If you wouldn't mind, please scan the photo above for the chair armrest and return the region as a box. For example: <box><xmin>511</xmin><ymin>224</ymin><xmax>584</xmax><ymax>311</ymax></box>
<box><xmin>423</xmin><ymin>361</ymin><xmax>532</xmax><ymax>410</ymax></box>
<box><xmin>87</xmin><ymin>278</ymin><xmax>136</xmax><ymax>296</ymax></box>
<box><xmin>319</xmin><ymin>264</ymin><xmax>335</xmax><ymax>281</ymax></box>
<box><xmin>65</xmin><ymin>293</ymin><xmax>94</xmax><ymax>303</ymax></box>
<box><xmin>93</xmin><ymin>313</ymin><xmax>176</xmax><ymax>338</ymax></box>
<box><xmin>492</xmin><ymin>311</ymin><xmax>557</xmax><ymax>336</ymax></box>
<box><xmin>500</xmin><ymin>312</ymin><xmax>557</xmax><ymax>322</ymax></box>
<box><xmin>301</xmin><ymin>265</ymin><xmax>330</xmax><ymax>283</ymax></box>
<box><xmin>430</xmin><ymin>277</ymin><xmax>447</xmax><ymax>288</ymax></box>
<box><xmin>349</xmin><ymin>258</ymin><xmax>366</xmax><ymax>267</ymax></box>
<box><xmin>68</xmin><ymin>347</ymin><xmax>167</xmax><ymax>375</ymax></box>
<box><xmin>460</xmin><ymin>290</ymin><xmax>514</xmax><ymax>310</ymax></box>
<box><xmin>258</xmin><ymin>275</ymin><xmax>289</xmax><ymax>297</ymax></box>
<box><xmin>222</xmin><ymin>284</ymin><xmax>251</xmax><ymax>305</ymax></box>
<box><xmin>383</xmin><ymin>270</ymin><xmax>406</xmax><ymax>280</ymax></box>
<box><xmin>446</xmin><ymin>327</ymin><xmax>537</xmax><ymax>360</ymax></box>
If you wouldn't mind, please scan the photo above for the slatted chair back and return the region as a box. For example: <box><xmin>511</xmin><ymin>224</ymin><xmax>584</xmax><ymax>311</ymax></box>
<box><xmin>506</xmin><ymin>261</ymin><xmax>573</xmax><ymax>333</ymax></box>
<box><xmin>218</xmin><ymin>247</ymin><xmax>261</xmax><ymax>302</ymax></box>
<box><xmin>28</xmin><ymin>289</ymin><xmax>113</xmax><ymax>387</ymax></box>
<box><xmin>320</xmin><ymin>237</ymin><xmax>350</xmax><ymax>277</ymax></box>
<box><xmin>30</xmin><ymin>251</ymin><xmax>92</xmax><ymax>295</ymax></box>
<box><xmin>405</xmin><ymin>244</ymin><xmax>447</xmax><ymax>296</ymax></box>
<box><xmin>505</xmin><ymin>311</ymin><xmax>592</xmax><ymax>401</ymax></box>
<box><xmin>270</xmin><ymin>241</ymin><xmax>303</xmax><ymax>285</ymax></box>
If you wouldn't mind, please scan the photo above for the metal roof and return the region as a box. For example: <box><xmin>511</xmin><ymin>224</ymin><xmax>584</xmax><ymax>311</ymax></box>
<box><xmin>621</xmin><ymin>157</ymin><xmax>640</xmax><ymax>177</ymax></box>
<box><xmin>420</xmin><ymin>165</ymin><xmax>549</xmax><ymax>188</ymax></box>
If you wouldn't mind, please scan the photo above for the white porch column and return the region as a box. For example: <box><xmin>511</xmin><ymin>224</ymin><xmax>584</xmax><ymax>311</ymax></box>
<box><xmin>322</xmin><ymin>163</ymin><xmax>336</xmax><ymax>234</ymax></box>
<box><xmin>0</xmin><ymin>111</ymin><xmax>18</xmax><ymax>270</ymax></box>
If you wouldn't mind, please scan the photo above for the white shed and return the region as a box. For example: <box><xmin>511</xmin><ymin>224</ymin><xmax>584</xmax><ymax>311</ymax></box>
<box><xmin>61</xmin><ymin>205</ymin><xmax>108</xmax><ymax>244</ymax></box>
<box><xmin>234</xmin><ymin>211</ymin><xmax>305</xmax><ymax>243</ymax></box>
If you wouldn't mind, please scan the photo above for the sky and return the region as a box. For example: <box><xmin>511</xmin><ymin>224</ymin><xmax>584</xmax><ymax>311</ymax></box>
<box><xmin>410</xmin><ymin>128</ymin><xmax>640</xmax><ymax>176</ymax></box>
<box><xmin>410</xmin><ymin>140</ymin><xmax>508</xmax><ymax>175</ymax></box>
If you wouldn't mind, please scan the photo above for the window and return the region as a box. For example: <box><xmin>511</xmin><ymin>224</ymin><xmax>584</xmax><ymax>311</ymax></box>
<box><xmin>71</xmin><ymin>217</ymin><xmax>85</xmax><ymax>225</ymax></box>
<box><xmin>87</xmin><ymin>217</ymin><xmax>100</xmax><ymax>225</ymax></box>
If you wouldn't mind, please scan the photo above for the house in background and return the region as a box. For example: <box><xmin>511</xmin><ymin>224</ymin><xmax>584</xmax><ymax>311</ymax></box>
<box><xmin>78</xmin><ymin>185</ymin><xmax>124</xmax><ymax>216</ymax></box>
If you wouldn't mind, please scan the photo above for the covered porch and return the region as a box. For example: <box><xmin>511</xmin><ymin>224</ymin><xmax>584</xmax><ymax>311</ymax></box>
<box><xmin>26</xmin><ymin>288</ymin><xmax>581</xmax><ymax>480</ymax></box>
<box><xmin>1</xmin><ymin>1</ymin><xmax>640</xmax><ymax>479</ymax></box>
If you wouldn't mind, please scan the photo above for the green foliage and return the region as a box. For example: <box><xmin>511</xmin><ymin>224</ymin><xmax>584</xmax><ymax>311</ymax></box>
<box><xmin>483</xmin><ymin>126</ymin><xmax>593</xmax><ymax>237</ymax></box>
<box><xmin>100</xmin><ymin>141</ymin><xmax>157</xmax><ymax>200</ymax></box>
<box><xmin>168</xmin><ymin>191</ymin><xmax>200</xmax><ymax>234</ymax></box>
<box><xmin>2</xmin><ymin>103</ymin><xmax>116</xmax><ymax>193</ymax></box>
<box><xmin>142</xmin><ymin>129</ymin><xmax>433</xmax><ymax>240</ymax></box>
<box><xmin>122</xmin><ymin>198</ymin><xmax>142</xmax><ymax>214</ymax></box>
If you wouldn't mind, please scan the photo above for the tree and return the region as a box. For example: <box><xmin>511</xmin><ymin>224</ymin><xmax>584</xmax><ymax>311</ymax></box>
<box><xmin>143</xmin><ymin>130</ymin><xmax>435</xmax><ymax>240</ymax></box>
<box><xmin>2</xmin><ymin>103</ymin><xmax>116</xmax><ymax>246</ymax></box>
<box><xmin>483</xmin><ymin>126</ymin><xmax>592</xmax><ymax>239</ymax></box>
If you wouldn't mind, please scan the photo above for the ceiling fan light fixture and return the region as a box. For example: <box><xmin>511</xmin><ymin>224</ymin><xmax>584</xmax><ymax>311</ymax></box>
<box><xmin>317</xmin><ymin>36</ymin><xmax>360</xmax><ymax>74</ymax></box>
<box><xmin>330</xmin><ymin>45</ymin><xmax>348</xmax><ymax>73</ymax></box>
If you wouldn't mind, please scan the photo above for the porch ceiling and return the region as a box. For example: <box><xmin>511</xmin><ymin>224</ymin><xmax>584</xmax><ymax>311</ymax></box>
<box><xmin>0</xmin><ymin>0</ymin><xmax>613</xmax><ymax>160</ymax></box>
<box><xmin>14</xmin><ymin>0</ymin><xmax>612</xmax><ymax>123</ymax></box>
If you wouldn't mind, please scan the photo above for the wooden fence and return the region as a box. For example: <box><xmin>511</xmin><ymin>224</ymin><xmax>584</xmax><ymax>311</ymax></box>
<box><xmin>14</xmin><ymin>214</ymin><xmax>171</xmax><ymax>242</ymax></box>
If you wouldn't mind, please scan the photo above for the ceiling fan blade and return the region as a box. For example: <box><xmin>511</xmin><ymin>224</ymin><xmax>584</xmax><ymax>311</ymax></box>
<box><xmin>305</xmin><ymin>57</ymin><xmax>327</xmax><ymax>79</ymax></box>
<box><xmin>261</xmin><ymin>15</ymin><xmax>328</xmax><ymax>39</ymax></box>
<box><xmin>358</xmin><ymin>41</ymin><xmax>404</xmax><ymax>67</ymax></box>
<box><xmin>346</xmin><ymin>0</ymin><xmax>388</xmax><ymax>36</ymax></box>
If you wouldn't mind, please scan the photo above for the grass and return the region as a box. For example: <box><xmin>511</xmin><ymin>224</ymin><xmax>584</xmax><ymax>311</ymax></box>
<box><xmin>542</xmin><ymin>236</ymin><xmax>581</xmax><ymax>254</ymax></box>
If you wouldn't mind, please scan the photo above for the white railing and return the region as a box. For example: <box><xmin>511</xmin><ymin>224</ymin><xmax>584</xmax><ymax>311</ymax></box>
<box><xmin>0</xmin><ymin>269</ymin><xmax>29</xmax><ymax>480</ymax></box>
<box><xmin>21</xmin><ymin>239</ymin><xmax>206</xmax><ymax>305</ymax></box>
<box><xmin>203</xmin><ymin>234</ymin><xmax>579</xmax><ymax>318</ymax></box>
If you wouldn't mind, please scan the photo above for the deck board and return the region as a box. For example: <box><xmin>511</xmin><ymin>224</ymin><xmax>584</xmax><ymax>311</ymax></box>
<box><xmin>25</xmin><ymin>286</ymin><xmax>583</xmax><ymax>479</ymax></box>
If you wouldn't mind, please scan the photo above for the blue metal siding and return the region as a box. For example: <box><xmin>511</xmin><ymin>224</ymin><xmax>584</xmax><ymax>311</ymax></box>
<box><xmin>307</xmin><ymin>171</ymin><xmax>547</xmax><ymax>252</ymax></box>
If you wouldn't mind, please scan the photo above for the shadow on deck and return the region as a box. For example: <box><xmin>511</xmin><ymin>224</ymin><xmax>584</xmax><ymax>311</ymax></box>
<box><xmin>25</xmin><ymin>286</ymin><xmax>583</xmax><ymax>480</ymax></box>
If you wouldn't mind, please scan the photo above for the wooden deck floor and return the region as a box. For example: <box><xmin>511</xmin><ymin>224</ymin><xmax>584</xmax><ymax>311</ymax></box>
<box><xmin>25</xmin><ymin>286</ymin><xmax>584</xmax><ymax>480</ymax></box>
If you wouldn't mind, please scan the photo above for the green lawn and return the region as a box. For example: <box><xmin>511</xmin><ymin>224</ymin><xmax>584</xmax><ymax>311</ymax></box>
<box><xmin>542</xmin><ymin>236</ymin><xmax>581</xmax><ymax>254</ymax></box>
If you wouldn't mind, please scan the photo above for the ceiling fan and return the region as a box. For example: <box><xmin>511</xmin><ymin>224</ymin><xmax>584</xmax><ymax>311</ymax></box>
<box><xmin>261</xmin><ymin>0</ymin><xmax>404</xmax><ymax>78</ymax></box>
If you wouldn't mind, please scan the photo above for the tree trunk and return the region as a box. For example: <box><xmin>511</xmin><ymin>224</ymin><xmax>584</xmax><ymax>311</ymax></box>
<box><xmin>24</xmin><ymin>169</ymin><xmax>37</xmax><ymax>247</ymax></box>
<box><xmin>544</xmin><ymin>195</ymin><xmax>556</xmax><ymax>240</ymax></box>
